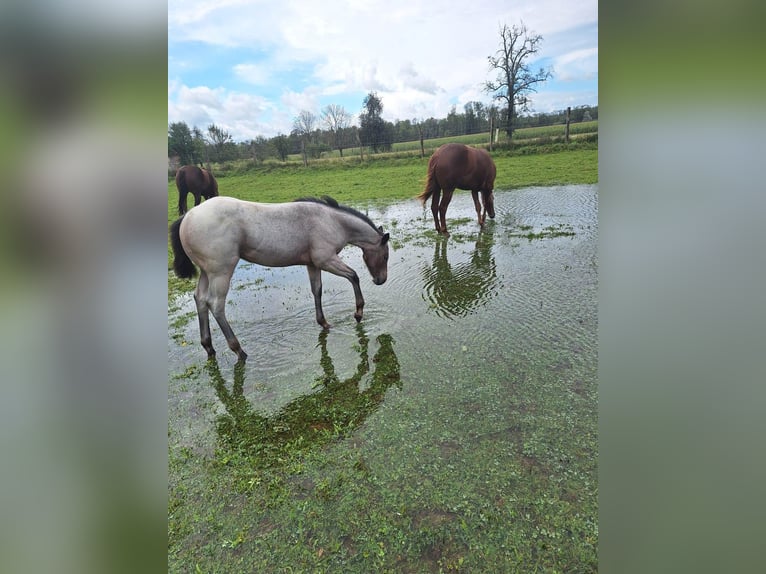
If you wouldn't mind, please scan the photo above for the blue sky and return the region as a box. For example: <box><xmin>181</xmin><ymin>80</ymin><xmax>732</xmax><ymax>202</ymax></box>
<box><xmin>168</xmin><ymin>0</ymin><xmax>597</xmax><ymax>142</ymax></box>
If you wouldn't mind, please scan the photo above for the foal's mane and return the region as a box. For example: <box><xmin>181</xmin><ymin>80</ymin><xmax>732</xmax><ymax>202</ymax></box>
<box><xmin>294</xmin><ymin>195</ymin><xmax>381</xmax><ymax>234</ymax></box>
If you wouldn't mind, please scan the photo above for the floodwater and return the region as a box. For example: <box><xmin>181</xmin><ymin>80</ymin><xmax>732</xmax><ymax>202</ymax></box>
<box><xmin>169</xmin><ymin>184</ymin><xmax>597</xmax><ymax>451</ymax></box>
<box><xmin>168</xmin><ymin>184</ymin><xmax>598</xmax><ymax>569</ymax></box>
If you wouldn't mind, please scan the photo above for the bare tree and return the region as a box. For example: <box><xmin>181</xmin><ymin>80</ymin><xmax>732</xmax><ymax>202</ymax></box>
<box><xmin>292</xmin><ymin>110</ymin><xmax>316</xmax><ymax>166</ymax></box>
<box><xmin>484</xmin><ymin>22</ymin><xmax>552</xmax><ymax>139</ymax></box>
<box><xmin>321</xmin><ymin>104</ymin><xmax>352</xmax><ymax>158</ymax></box>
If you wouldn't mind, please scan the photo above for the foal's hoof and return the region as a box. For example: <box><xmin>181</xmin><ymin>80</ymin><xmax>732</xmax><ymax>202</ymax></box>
<box><xmin>354</xmin><ymin>313</ymin><xmax>363</xmax><ymax>323</ymax></box>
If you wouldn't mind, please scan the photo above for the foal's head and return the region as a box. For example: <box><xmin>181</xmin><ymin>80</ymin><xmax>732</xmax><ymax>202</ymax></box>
<box><xmin>362</xmin><ymin>228</ymin><xmax>390</xmax><ymax>285</ymax></box>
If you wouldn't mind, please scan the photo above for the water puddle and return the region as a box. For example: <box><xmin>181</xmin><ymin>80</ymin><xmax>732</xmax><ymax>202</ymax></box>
<box><xmin>169</xmin><ymin>185</ymin><xmax>597</xmax><ymax>452</ymax></box>
<box><xmin>169</xmin><ymin>185</ymin><xmax>598</xmax><ymax>569</ymax></box>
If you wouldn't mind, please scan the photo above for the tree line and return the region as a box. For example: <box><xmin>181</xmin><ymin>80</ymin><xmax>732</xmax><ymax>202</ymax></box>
<box><xmin>168</xmin><ymin>101</ymin><xmax>597</xmax><ymax>166</ymax></box>
<box><xmin>168</xmin><ymin>21</ymin><xmax>597</xmax><ymax>166</ymax></box>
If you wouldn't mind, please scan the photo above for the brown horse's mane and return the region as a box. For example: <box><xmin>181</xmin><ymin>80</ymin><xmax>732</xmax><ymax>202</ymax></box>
<box><xmin>293</xmin><ymin>195</ymin><xmax>381</xmax><ymax>234</ymax></box>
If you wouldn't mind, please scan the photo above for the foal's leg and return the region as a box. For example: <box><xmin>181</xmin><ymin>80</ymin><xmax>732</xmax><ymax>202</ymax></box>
<box><xmin>208</xmin><ymin>268</ymin><xmax>248</xmax><ymax>362</ymax></box>
<box><xmin>438</xmin><ymin>188</ymin><xmax>455</xmax><ymax>235</ymax></box>
<box><xmin>320</xmin><ymin>255</ymin><xmax>365</xmax><ymax>322</ymax></box>
<box><xmin>307</xmin><ymin>265</ymin><xmax>331</xmax><ymax>329</ymax></box>
<box><xmin>471</xmin><ymin>190</ymin><xmax>485</xmax><ymax>226</ymax></box>
<box><xmin>194</xmin><ymin>270</ymin><xmax>216</xmax><ymax>359</ymax></box>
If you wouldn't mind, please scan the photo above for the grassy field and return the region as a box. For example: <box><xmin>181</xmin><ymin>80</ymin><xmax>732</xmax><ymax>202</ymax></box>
<box><xmin>167</xmin><ymin>138</ymin><xmax>598</xmax><ymax>221</ymax></box>
<box><xmin>168</xmin><ymin>141</ymin><xmax>598</xmax><ymax>572</ymax></box>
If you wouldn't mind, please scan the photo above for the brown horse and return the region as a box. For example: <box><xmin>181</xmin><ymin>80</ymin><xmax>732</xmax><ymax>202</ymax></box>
<box><xmin>417</xmin><ymin>143</ymin><xmax>496</xmax><ymax>235</ymax></box>
<box><xmin>175</xmin><ymin>165</ymin><xmax>219</xmax><ymax>215</ymax></box>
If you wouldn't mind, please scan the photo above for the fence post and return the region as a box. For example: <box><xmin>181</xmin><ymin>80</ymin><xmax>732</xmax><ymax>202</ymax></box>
<box><xmin>565</xmin><ymin>107</ymin><xmax>571</xmax><ymax>143</ymax></box>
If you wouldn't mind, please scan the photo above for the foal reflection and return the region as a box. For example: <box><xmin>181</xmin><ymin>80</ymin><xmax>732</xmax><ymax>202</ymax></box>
<box><xmin>207</xmin><ymin>326</ymin><xmax>400</xmax><ymax>460</ymax></box>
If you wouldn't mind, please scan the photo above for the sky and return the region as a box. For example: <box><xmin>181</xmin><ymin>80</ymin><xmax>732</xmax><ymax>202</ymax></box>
<box><xmin>168</xmin><ymin>0</ymin><xmax>598</xmax><ymax>142</ymax></box>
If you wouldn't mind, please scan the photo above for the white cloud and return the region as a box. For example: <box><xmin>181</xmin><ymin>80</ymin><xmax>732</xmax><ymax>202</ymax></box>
<box><xmin>553</xmin><ymin>48</ymin><xmax>599</xmax><ymax>81</ymax></box>
<box><xmin>169</xmin><ymin>84</ymin><xmax>283</xmax><ymax>140</ymax></box>
<box><xmin>233</xmin><ymin>63</ymin><xmax>271</xmax><ymax>85</ymax></box>
<box><xmin>168</xmin><ymin>0</ymin><xmax>598</xmax><ymax>140</ymax></box>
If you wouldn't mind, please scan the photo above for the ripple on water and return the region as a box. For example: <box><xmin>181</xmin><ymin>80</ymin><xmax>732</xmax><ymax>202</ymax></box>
<box><xmin>170</xmin><ymin>184</ymin><xmax>598</xmax><ymax>412</ymax></box>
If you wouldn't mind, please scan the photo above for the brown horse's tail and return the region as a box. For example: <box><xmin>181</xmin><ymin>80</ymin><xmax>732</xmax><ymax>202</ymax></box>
<box><xmin>169</xmin><ymin>217</ymin><xmax>197</xmax><ymax>279</ymax></box>
<box><xmin>416</xmin><ymin>155</ymin><xmax>440</xmax><ymax>205</ymax></box>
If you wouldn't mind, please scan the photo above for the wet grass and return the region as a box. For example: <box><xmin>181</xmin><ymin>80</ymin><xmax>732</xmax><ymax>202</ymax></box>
<box><xmin>168</xmin><ymin>340</ymin><xmax>597</xmax><ymax>573</ymax></box>
<box><xmin>509</xmin><ymin>224</ymin><xmax>577</xmax><ymax>240</ymax></box>
<box><xmin>167</xmin><ymin>153</ymin><xmax>598</xmax><ymax>572</ymax></box>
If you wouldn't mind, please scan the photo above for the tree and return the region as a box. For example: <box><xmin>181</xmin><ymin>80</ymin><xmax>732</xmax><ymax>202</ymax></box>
<box><xmin>484</xmin><ymin>22</ymin><xmax>552</xmax><ymax>139</ymax></box>
<box><xmin>168</xmin><ymin>121</ymin><xmax>196</xmax><ymax>166</ymax></box>
<box><xmin>321</xmin><ymin>104</ymin><xmax>353</xmax><ymax>157</ymax></box>
<box><xmin>359</xmin><ymin>92</ymin><xmax>390</xmax><ymax>153</ymax></box>
<box><xmin>293</xmin><ymin>110</ymin><xmax>317</xmax><ymax>166</ymax></box>
<box><xmin>272</xmin><ymin>134</ymin><xmax>290</xmax><ymax>162</ymax></box>
<box><xmin>206</xmin><ymin>124</ymin><xmax>234</xmax><ymax>162</ymax></box>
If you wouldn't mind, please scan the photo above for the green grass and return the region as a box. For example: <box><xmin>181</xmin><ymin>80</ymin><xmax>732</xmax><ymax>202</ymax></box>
<box><xmin>168</xmin><ymin>145</ymin><xmax>597</xmax><ymax>219</ymax></box>
<box><xmin>167</xmin><ymin>144</ymin><xmax>598</xmax><ymax>572</ymax></box>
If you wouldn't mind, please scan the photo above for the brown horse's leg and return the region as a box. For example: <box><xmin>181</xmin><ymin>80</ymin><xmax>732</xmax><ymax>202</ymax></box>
<box><xmin>471</xmin><ymin>190</ymin><xmax>485</xmax><ymax>226</ymax></box>
<box><xmin>193</xmin><ymin>192</ymin><xmax>202</xmax><ymax>208</ymax></box>
<box><xmin>439</xmin><ymin>188</ymin><xmax>454</xmax><ymax>235</ymax></box>
<box><xmin>429</xmin><ymin>189</ymin><xmax>441</xmax><ymax>232</ymax></box>
<box><xmin>179</xmin><ymin>190</ymin><xmax>188</xmax><ymax>215</ymax></box>
<box><xmin>307</xmin><ymin>265</ymin><xmax>331</xmax><ymax>329</ymax></box>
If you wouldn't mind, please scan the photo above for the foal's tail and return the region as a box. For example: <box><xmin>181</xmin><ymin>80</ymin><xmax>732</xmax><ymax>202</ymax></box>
<box><xmin>416</xmin><ymin>155</ymin><xmax>439</xmax><ymax>205</ymax></box>
<box><xmin>169</xmin><ymin>217</ymin><xmax>197</xmax><ymax>279</ymax></box>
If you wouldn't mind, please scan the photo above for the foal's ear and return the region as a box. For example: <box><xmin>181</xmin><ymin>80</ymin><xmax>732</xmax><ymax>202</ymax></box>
<box><xmin>381</xmin><ymin>232</ymin><xmax>390</xmax><ymax>245</ymax></box>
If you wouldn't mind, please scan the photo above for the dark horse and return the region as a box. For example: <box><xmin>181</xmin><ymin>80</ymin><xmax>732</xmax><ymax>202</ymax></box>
<box><xmin>175</xmin><ymin>165</ymin><xmax>219</xmax><ymax>215</ymax></box>
<box><xmin>417</xmin><ymin>143</ymin><xmax>496</xmax><ymax>235</ymax></box>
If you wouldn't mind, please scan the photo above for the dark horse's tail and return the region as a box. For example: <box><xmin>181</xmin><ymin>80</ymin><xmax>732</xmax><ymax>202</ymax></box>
<box><xmin>416</xmin><ymin>154</ymin><xmax>440</xmax><ymax>205</ymax></box>
<box><xmin>169</xmin><ymin>217</ymin><xmax>197</xmax><ymax>279</ymax></box>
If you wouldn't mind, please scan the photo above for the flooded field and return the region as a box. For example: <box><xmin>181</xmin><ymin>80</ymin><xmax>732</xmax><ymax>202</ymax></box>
<box><xmin>168</xmin><ymin>184</ymin><xmax>598</xmax><ymax>572</ymax></box>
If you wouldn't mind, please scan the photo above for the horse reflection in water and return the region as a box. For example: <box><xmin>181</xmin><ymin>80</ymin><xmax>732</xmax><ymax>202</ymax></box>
<box><xmin>207</xmin><ymin>326</ymin><xmax>400</xmax><ymax>460</ymax></box>
<box><xmin>421</xmin><ymin>227</ymin><xmax>498</xmax><ymax>319</ymax></box>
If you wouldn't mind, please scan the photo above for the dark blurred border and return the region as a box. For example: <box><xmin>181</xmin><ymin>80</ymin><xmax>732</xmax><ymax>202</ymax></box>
<box><xmin>600</xmin><ymin>1</ymin><xmax>765</xmax><ymax>573</ymax></box>
<box><xmin>0</xmin><ymin>2</ymin><xmax>167</xmax><ymax>573</ymax></box>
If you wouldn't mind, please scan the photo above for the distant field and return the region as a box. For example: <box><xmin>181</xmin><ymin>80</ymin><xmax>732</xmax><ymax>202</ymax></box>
<box><xmin>176</xmin><ymin>121</ymin><xmax>598</xmax><ymax>172</ymax></box>
<box><xmin>168</xmin><ymin>147</ymin><xmax>597</xmax><ymax>220</ymax></box>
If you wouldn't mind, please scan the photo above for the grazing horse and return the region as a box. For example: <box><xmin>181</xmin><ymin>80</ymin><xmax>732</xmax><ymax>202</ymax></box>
<box><xmin>417</xmin><ymin>143</ymin><xmax>496</xmax><ymax>235</ymax></box>
<box><xmin>169</xmin><ymin>195</ymin><xmax>390</xmax><ymax>362</ymax></box>
<box><xmin>175</xmin><ymin>165</ymin><xmax>219</xmax><ymax>215</ymax></box>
